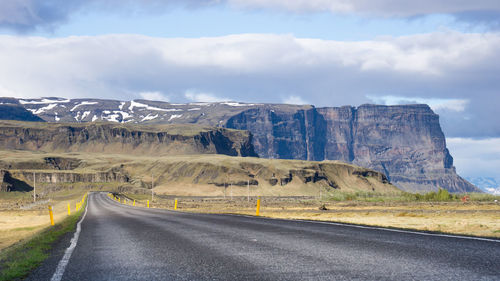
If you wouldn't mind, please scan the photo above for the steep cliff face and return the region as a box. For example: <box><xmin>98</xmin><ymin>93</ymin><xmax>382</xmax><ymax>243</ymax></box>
<box><xmin>227</xmin><ymin>104</ymin><xmax>479</xmax><ymax>193</ymax></box>
<box><xmin>225</xmin><ymin>105</ymin><xmax>325</xmax><ymax>160</ymax></box>
<box><xmin>0</xmin><ymin>121</ymin><xmax>257</xmax><ymax>157</ymax></box>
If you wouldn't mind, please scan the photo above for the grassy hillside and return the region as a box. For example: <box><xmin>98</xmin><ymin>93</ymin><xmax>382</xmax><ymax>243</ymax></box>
<box><xmin>0</xmin><ymin>150</ymin><xmax>399</xmax><ymax>197</ymax></box>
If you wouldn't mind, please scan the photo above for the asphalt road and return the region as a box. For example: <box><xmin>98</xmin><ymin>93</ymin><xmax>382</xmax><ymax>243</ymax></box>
<box><xmin>29</xmin><ymin>192</ymin><xmax>500</xmax><ymax>280</ymax></box>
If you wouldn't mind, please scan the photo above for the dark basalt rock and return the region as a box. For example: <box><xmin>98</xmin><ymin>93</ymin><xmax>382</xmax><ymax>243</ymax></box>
<box><xmin>0</xmin><ymin>104</ymin><xmax>44</xmax><ymax>122</ymax></box>
<box><xmin>0</xmin><ymin>170</ymin><xmax>33</xmax><ymax>192</ymax></box>
<box><xmin>227</xmin><ymin>104</ymin><xmax>480</xmax><ymax>193</ymax></box>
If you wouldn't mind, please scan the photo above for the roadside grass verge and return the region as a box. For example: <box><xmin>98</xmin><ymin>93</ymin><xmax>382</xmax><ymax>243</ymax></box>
<box><xmin>325</xmin><ymin>189</ymin><xmax>500</xmax><ymax>203</ymax></box>
<box><xmin>0</xmin><ymin>198</ymin><xmax>86</xmax><ymax>281</ymax></box>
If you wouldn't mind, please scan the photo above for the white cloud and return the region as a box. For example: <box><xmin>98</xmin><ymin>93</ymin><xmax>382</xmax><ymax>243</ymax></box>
<box><xmin>447</xmin><ymin>138</ymin><xmax>500</xmax><ymax>178</ymax></box>
<box><xmin>367</xmin><ymin>95</ymin><xmax>469</xmax><ymax>112</ymax></box>
<box><xmin>283</xmin><ymin>95</ymin><xmax>308</xmax><ymax>105</ymax></box>
<box><xmin>184</xmin><ymin>90</ymin><xmax>227</xmax><ymax>102</ymax></box>
<box><xmin>0</xmin><ymin>84</ymin><xmax>17</xmax><ymax>97</ymax></box>
<box><xmin>0</xmin><ymin>32</ymin><xmax>499</xmax><ymax>138</ymax></box>
<box><xmin>139</xmin><ymin>91</ymin><xmax>169</xmax><ymax>102</ymax></box>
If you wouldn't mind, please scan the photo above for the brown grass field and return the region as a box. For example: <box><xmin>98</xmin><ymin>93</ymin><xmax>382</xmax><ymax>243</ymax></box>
<box><xmin>0</xmin><ymin>189</ymin><xmax>88</xmax><ymax>252</ymax></box>
<box><xmin>123</xmin><ymin>194</ymin><xmax>500</xmax><ymax>239</ymax></box>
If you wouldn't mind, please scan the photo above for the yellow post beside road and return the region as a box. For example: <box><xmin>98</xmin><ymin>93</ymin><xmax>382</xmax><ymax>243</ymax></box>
<box><xmin>174</xmin><ymin>199</ymin><xmax>178</xmax><ymax>210</ymax></box>
<box><xmin>147</xmin><ymin>200</ymin><xmax>149</xmax><ymax>208</ymax></box>
<box><xmin>256</xmin><ymin>197</ymin><xmax>261</xmax><ymax>216</ymax></box>
<box><xmin>133</xmin><ymin>200</ymin><xmax>135</xmax><ymax>206</ymax></box>
<box><xmin>48</xmin><ymin>205</ymin><xmax>55</xmax><ymax>226</ymax></box>
<box><xmin>67</xmin><ymin>203</ymin><xmax>71</xmax><ymax>215</ymax></box>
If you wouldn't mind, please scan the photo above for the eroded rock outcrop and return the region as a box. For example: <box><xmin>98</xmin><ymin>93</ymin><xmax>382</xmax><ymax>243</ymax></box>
<box><xmin>0</xmin><ymin>121</ymin><xmax>257</xmax><ymax>157</ymax></box>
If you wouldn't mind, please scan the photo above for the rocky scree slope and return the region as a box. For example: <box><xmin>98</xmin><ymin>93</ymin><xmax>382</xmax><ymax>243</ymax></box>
<box><xmin>1</xmin><ymin>97</ymin><xmax>479</xmax><ymax>193</ymax></box>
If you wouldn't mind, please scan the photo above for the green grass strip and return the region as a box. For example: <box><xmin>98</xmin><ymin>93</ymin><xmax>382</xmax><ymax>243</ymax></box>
<box><xmin>0</xmin><ymin>196</ymin><xmax>87</xmax><ymax>281</ymax></box>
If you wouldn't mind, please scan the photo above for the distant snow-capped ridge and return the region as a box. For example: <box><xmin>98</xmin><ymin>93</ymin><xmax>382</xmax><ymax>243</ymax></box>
<box><xmin>465</xmin><ymin>177</ymin><xmax>500</xmax><ymax>195</ymax></box>
<box><xmin>7</xmin><ymin>97</ymin><xmax>264</xmax><ymax>125</ymax></box>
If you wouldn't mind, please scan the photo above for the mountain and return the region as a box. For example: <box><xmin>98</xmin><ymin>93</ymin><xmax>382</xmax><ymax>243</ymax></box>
<box><xmin>0</xmin><ymin>104</ymin><xmax>45</xmax><ymax>122</ymax></box>
<box><xmin>465</xmin><ymin>177</ymin><xmax>500</xmax><ymax>195</ymax></box>
<box><xmin>4</xmin><ymin>97</ymin><xmax>481</xmax><ymax>193</ymax></box>
<box><xmin>0</xmin><ymin>121</ymin><xmax>257</xmax><ymax>157</ymax></box>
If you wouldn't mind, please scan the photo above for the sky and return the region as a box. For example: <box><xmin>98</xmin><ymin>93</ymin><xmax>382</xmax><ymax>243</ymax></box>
<box><xmin>0</xmin><ymin>0</ymin><xmax>499</xmax><ymax>181</ymax></box>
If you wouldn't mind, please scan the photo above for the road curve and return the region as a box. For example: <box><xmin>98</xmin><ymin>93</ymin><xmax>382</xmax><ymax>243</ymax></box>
<box><xmin>29</xmin><ymin>192</ymin><xmax>500</xmax><ymax>280</ymax></box>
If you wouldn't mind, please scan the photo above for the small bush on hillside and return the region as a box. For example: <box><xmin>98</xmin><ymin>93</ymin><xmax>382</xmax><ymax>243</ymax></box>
<box><xmin>403</xmin><ymin>188</ymin><xmax>453</xmax><ymax>202</ymax></box>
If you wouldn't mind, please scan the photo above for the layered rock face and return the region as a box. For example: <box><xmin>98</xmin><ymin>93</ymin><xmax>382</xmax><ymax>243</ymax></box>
<box><xmin>227</xmin><ymin>104</ymin><xmax>479</xmax><ymax>193</ymax></box>
<box><xmin>0</xmin><ymin>121</ymin><xmax>257</xmax><ymax>157</ymax></box>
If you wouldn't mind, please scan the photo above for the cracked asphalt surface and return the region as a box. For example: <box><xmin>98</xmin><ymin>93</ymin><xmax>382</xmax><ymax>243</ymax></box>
<box><xmin>29</xmin><ymin>192</ymin><xmax>500</xmax><ymax>280</ymax></box>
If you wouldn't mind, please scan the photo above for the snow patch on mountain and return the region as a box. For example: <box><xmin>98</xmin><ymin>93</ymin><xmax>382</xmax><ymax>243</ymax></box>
<box><xmin>168</xmin><ymin>114</ymin><xmax>182</xmax><ymax>121</ymax></box>
<box><xmin>141</xmin><ymin>114</ymin><xmax>159</xmax><ymax>122</ymax></box>
<box><xmin>71</xmin><ymin>101</ymin><xmax>98</xmax><ymax>112</ymax></box>
<box><xmin>128</xmin><ymin>100</ymin><xmax>178</xmax><ymax>112</ymax></box>
<box><xmin>82</xmin><ymin>111</ymin><xmax>91</xmax><ymax>120</ymax></box>
<box><xmin>102</xmin><ymin>113</ymin><xmax>120</xmax><ymax>122</ymax></box>
<box><xmin>115</xmin><ymin>111</ymin><xmax>132</xmax><ymax>120</ymax></box>
<box><xmin>28</xmin><ymin>103</ymin><xmax>58</xmax><ymax>114</ymax></box>
<box><xmin>221</xmin><ymin>102</ymin><xmax>256</xmax><ymax>107</ymax></box>
<box><xmin>20</xmin><ymin>98</ymin><xmax>70</xmax><ymax>105</ymax></box>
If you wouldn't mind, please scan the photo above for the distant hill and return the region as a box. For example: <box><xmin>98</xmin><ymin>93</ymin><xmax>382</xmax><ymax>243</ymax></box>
<box><xmin>0</xmin><ymin>104</ymin><xmax>44</xmax><ymax>122</ymax></box>
<box><xmin>0</xmin><ymin>150</ymin><xmax>399</xmax><ymax>196</ymax></box>
<box><xmin>466</xmin><ymin>177</ymin><xmax>500</xmax><ymax>195</ymax></box>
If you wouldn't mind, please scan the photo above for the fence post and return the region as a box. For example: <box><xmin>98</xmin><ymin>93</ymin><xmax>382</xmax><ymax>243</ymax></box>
<box><xmin>48</xmin><ymin>205</ymin><xmax>55</xmax><ymax>226</ymax></box>
<box><xmin>256</xmin><ymin>197</ymin><xmax>261</xmax><ymax>216</ymax></box>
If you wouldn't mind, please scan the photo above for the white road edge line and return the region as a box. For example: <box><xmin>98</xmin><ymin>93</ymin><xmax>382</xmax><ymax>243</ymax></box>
<box><xmin>50</xmin><ymin>195</ymin><xmax>90</xmax><ymax>281</ymax></box>
<box><xmin>230</xmin><ymin>213</ymin><xmax>500</xmax><ymax>243</ymax></box>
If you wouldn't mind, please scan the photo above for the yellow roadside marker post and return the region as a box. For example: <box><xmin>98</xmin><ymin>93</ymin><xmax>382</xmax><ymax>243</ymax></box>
<box><xmin>174</xmin><ymin>199</ymin><xmax>178</xmax><ymax>210</ymax></box>
<box><xmin>147</xmin><ymin>200</ymin><xmax>149</xmax><ymax>208</ymax></box>
<box><xmin>76</xmin><ymin>202</ymin><xmax>78</xmax><ymax>211</ymax></box>
<box><xmin>48</xmin><ymin>205</ymin><xmax>55</xmax><ymax>226</ymax></box>
<box><xmin>67</xmin><ymin>203</ymin><xmax>71</xmax><ymax>215</ymax></box>
<box><xmin>133</xmin><ymin>200</ymin><xmax>135</xmax><ymax>206</ymax></box>
<box><xmin>256</xmin><ymin>197</ymin><xmax>261</xmax><ymax>216</ymax></box>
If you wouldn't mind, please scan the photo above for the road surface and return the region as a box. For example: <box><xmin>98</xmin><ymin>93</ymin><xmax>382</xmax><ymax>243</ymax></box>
<box><xmin>29</xmin><ymin>192</ymin><xmax>500</xmax><ymax>280</ymax></box>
